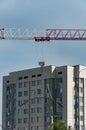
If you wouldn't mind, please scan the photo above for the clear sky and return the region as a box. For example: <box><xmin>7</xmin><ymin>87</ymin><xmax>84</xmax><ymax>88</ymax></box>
<box><xmin>0</xmin><ymin>0</ymin><xmax>86</xmax><ymax>129</ymax></box>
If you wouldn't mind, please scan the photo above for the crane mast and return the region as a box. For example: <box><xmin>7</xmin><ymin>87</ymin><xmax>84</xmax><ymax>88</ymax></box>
<box><xmin>1</xmin><ymin>28</ymin><xmax>86</xmax><ymax>41</ymax></box>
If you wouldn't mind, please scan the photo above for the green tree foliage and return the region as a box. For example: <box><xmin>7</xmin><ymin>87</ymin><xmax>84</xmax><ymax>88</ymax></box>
<box><xmin>49</xmin><ymin>117</ymin><xmax>70</xmax><ymax>130</ymax></box>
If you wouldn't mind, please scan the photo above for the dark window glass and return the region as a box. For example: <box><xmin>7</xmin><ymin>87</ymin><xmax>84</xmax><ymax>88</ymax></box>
<box><xmin>58</xmin><ymin>72</ymin><xmax>62</xmax><ymax>74</ymax></box>
<box><xmin>32</xmin><ymin>75</ymin><xmax>36</xmax><ymax>78</ymax></box>
<box><xmin>37</xmin><ymin>89</ymin><xmax>42</xmax><ymax>94</ymax></box>
<box><xmin>24</xmin><ymin>109</ymin><xmax>28</xmax><ymax>114</ymax></box>
<box><xmin>37</xmin><ymin>80</ymin><xmax>42</xmax><ymax>85</ymax></box>
<box><xmin>32</xmin><ymin>81</ymin><xmax>36</xmax><ymax>86</ymax></box>
<box><xmin>18</xmin><ymin>92</ymin><xmax>22</xmax><ymax>97</ymax></box>
<box><xmin>24</xmin><ymin>76</ymin><xmax>28</xmax><ymax>79</ymax></box>
<box><xmin>18</xmin><ymin>83</ymin><xmax>22</xmax><ymax>88</ymax></box>
<box><xmin>37</xmin><ymin>74</ymin><xmax>42</xmax><ymax>77</ymax></box>
<box><xmin>24</xmin><ymin>91</ymin><xmax>28</xmax><ymax>96</ymax></box>
<box><xmin>24</xmin><ymin>82</ymin><xmax>28</xmax><ymax>87</ymax></box>
<box><xmin>19</xmin><ymin>77</ymin><xmax>22</xmax><ymax>80</ymax></box>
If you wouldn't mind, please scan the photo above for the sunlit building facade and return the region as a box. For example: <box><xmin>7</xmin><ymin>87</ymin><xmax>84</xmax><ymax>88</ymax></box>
<box><xmin>2</xmin><ymin>65</ymin><xmax>86</xmax><ymax>130</ymax></box>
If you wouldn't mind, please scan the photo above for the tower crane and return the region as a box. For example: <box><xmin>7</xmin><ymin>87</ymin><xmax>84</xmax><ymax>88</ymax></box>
<box><xmin>0</xmin><ymin>28</ymin><xmax>86</xmax><ymax>66</ymax></box>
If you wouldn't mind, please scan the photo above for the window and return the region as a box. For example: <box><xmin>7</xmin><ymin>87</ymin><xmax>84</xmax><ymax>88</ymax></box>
<box><xmin>32</xmin><ymin>75</ymin><xmax>36</xmax><ymax>78</ymax></box>
<box><xmin>7</xmin><ymin>86</ymin><xmax>10</xmax><ymax>90</ymax></box>
<box><xmin>37</xmin><ymin>107</ymin><xmax>42</xmax><ymax>113</ymax></box>
<box><xmin>80</xmin><ymin>116</ymin><xmax>83</xmax><ymax>121</ymax></box>
<box><xmin>58</xmin><ymin>72</ymin><xmax>62</xmax><ymax>74</ymax></box>
<box><xmin>37</xmin><ymin>80</ymin><xmax>42</xmax><ymax>86</ymax></box>
<box><xmin>79</xmin><ymin>106</ymin><xmax>83</xmax><ymax>112</ymax></box>
<box><xmin>45</xmin><ymin>98</ymin><xmax>49</xmax><ymax>103</ymax></box>
<box><xmin>24</xmin><ymin>118</ymin><xmax>28</xmax><ymax>124</ymax></box>
<box><xmin>31</xmin><ymin>90</ymin><xmax>36</xmax><ymax>96</ymax></box>
<box><xmin>79</xmin><ymin>87</ymin><xmax>83</xmax><ymax>93</ymax></box>
<box><xmin>23</xmin><ymin>127</ymin><xmax>28</xmax><ymax>130</ymax></box>
<box><xmin>24</xmin><ymin>99</ymin><xmax>28</xmax><ymax>105</ymax></box>
<box><xmin>37</xmin><ymin>117</ymin><xmax>39</xmax><ymax>122</ymax></box>
<box><xmin>37</xmin><ymin>117</ymin><xmax>41</xmax><ymax>123</ymax></box>
<box><xmin>12</xmin><ymin>119</ymin><xmax>16</xmax><ymax>125</ymax></box>
<box><xmin>57</xmin><ymin>78</ymin><xmax>63</xmax><ymax>83</ymax></box>
<box><xmin>24</xmin><ymin>82</ymin><xmax>28</xmax><ymax>87</ymax></box>
<box><xmin>45</xmin><ymin>116</ymin><xmax>50</xmax><ymax>122</ymax></box>
<box><xmin>18</xmin><ymin>109</ymin><xmax>22</xmax><ymax>115</ymax></box>
<box><xmin>80</xmin><ymin>125</ymin><xmax>84</xmax><ymax>130</ymax></box>
<box><xmin>58</xmin><ymin>97</ymin><xmax>62</xmax><ymax>102</ymax></box>
<box><xmin>79</xmin><ymin>78</ymin><xmax>84</xmax><ymax>88</ymax></box>
<box><xmin>45</xmin><ymin>88</ymin><xmax>49</xmax><ymax>94</ymax></box>
<box><xmin>7</xmin><ymin>80</ymin><xmax>10</xmax><ymax>83</ymax></box>
<box><xmin>37</xmin><ymin>126</ymin><xmax>41</xmax><ymax>130</ymax></box>
<box><xmin>58</xmin><ymin>88</ymin><xmax>62</xmax><ymax>93</ymax></box>
<box><xmin>31</xmin><ymin>117</ymin><xmax>35</xmax><ymax>123</ymax></box>
<box><xmin>24</xmin><ymin>91</ymin><xmax>28</xmax><ymax>96</ymax></box>
<box><xmin>18</xmin><ymin>82</ymin><xmax>22</xmax><ymax>88</ymax></box>
<box><xmin>31</xmin><ymin>98</ymin><xmax>36</xmax><ymax>104</ymax></box>
<box><xmin>79</xmin><ymin>97</ymin><xmax>83</xmax><ymax>103</ymax></box>
<box><xmin>31</xmin><ymin>81</ymin><xmax>36</xmax><ymax>86</ymax></box>
<box><xmin>18</xmin><ymin>100</ymin><xmax>22</xmax><ymax>106</ymax></box>
<box><xmin>24</xmin><ymin>109</ymin><xmax>28</xmax><ymax>114</ymax></box>
<box><xmin>24</xmin><ymin>76</ymin><xmax>28</xmax><ymax>79</ymax></box>
<box><xmin>37</xmin><ymin>89</ymin><xmax>42</xmax><ymax>94</ymax></box>
<box><xmin>80</xmin><ymin>78</ymin><xmax>83</xmax><ymax>84</ymax></box>
<box><xmin>19</xmin><ymin>77</ymin><xmax>22</xmax><ymax>80</ymax></box>
<box><xmin>31</xmin><ymin>108</ymin><xmax>36</xmax><ymax>113</ymax></box>
<box><xmin>37</xmin><ymin>74</ymin><xmax>42</xmax><ymax>77</ymax></box>
<box><xmin>37</xmin><ymin>98</ymin><xmax>42</xmax><ymax>104</ymax></box>
<box><xmin>45</xmin><ymin>106</ymin><xmax>49</xmax><ymax>113</ymax></box>
<box><xmin>31</xmin><ymin>126</ymin><xmax>35</xmax><ymax>130</ymax></box>
<box><xmin>18</xmin><ymin>92</ymin><xmax>22</xmax><ymax>97</ymax></box>
<box><xmin>18</xmin><ymin>118</ymin><xmax>22</xmax><ymax>124</ymax></box>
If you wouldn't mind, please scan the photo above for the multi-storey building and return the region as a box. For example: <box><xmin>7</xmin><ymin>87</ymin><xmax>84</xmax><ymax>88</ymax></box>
<box><xmin>2</xmin><ymin>65</ymin><xmax>86</xmax><ymax>130</ymax></box>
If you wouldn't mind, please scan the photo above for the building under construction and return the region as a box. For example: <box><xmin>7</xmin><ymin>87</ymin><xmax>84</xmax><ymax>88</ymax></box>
<box><xmin>2</xmin><ymin>65</ymin><xmax>86</xmax><ymax>130</ymax></box>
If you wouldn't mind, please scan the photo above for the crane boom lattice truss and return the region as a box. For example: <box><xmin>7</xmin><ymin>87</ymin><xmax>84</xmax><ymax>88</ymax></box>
<box><xmin>1</xmin><ymin>28</ymin><xmax>86</xmax><ymax>41</ymax></box>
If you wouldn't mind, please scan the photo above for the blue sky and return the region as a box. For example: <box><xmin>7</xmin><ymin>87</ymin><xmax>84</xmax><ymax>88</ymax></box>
<box><xmin>0</xmin><ymin>0</ymin><xmax>86</xmax><ymax>129</ymax></box>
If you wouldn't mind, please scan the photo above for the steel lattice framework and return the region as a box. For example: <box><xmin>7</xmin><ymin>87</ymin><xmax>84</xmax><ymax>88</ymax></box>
<box><xmin>1</xmin><ymin>28</ymin><xmax>86</xmax><ymax>41</ymax></box>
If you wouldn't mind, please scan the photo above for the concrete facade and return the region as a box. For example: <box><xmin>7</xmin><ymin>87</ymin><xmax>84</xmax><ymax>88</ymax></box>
<box><xmin>2</xmin><ymin>65</ymin><xmax>86</xmax><ymax>130</ymax></box>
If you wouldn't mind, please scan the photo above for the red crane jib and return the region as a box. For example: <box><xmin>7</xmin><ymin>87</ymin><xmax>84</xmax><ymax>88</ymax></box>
<box><xmin>34</xmin><ymin>29</ymin><xmax>86</xmax><ymax>41</ymax></box>
<box><xmin>46</xmin><ymin>29</ymin><xmax>86</xmax><ymax>41</ymax></box>
<box><xmin>1</xmin><ymin>28</ymin><xmax>86</xmax><ymax>41</ymax></box>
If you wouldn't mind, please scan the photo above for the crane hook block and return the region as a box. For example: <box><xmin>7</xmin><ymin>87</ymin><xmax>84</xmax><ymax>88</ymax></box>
<box><xmin>39</xmin><ymin>61</ymin><xmax>45</xmax><ymax>67</ymax></box>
